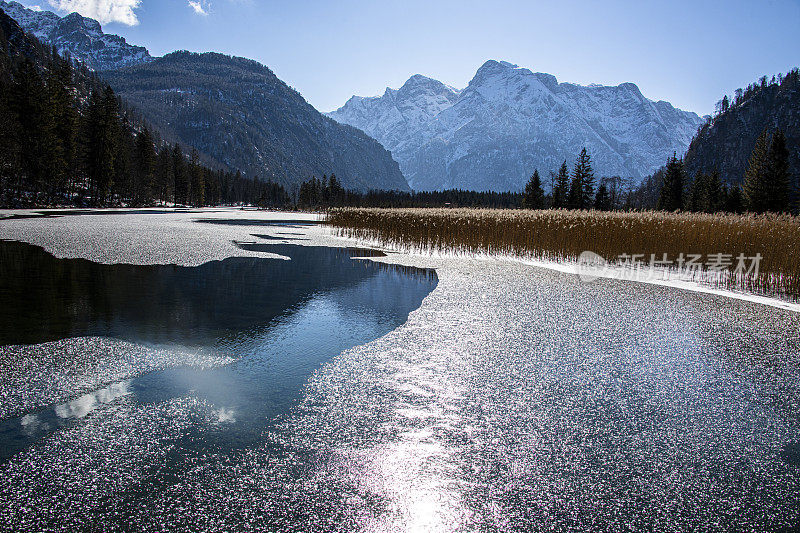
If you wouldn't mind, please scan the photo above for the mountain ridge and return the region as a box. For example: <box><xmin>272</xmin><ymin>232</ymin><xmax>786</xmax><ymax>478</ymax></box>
<box><xmin>684</xmin><ymin>70</ymin><xmax>800</xmax><ymax>186</ymax></box>
<box><xmin>1</xmin><ymin>3</ymin><xmax>409</xmax><ymax>192</ymax></box>
<box><xmin>329</xmin><ymin>60</ymin><xmax>704</xmax><ymax>191</ymax></box>
<box><xmin>0</xmin><ymin>0</ymin><xmax>151</xmax><ymax>70</ymax></box>
<box><xmin>104</xmin><ymin>50</ymin><xmax>410</xmax><ymax>191</ymax></box>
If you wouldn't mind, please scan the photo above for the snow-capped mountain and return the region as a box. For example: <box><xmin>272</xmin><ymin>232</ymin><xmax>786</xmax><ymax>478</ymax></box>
<box><xmin>328</xmin><ymin>60</ymin><xmax>704</xmax><ymax>191</ymax></box>
<box><xmin>0</xmin><ymin>1</ymin><xmax>151</xmax><ymax>70</ymax></box>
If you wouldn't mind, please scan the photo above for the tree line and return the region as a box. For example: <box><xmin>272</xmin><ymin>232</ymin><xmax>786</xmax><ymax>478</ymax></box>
<box><xmin>518</xmin><ymin>148</ymin><xmax>626</xmax><ymax>211</ymax></box>
<box><xmin>294</xmin><ymin>174</ymin><xmax>525</xmax><ymax>209</ymax></box>
<box><xmin>657</xmin><ymin>128</ymin><xmax>795</xmax><ymax>214</ymax></box>
<box><xmin>712</xmin><ymin>68</ymin><xmax>799</xmax><ymax>119</ymax></box>
<box><xmin>293</xmin><ymin>149</ymin><xmax>667</xmax><ymax>212</ymax></box>
<box><xmin>0</xmin><ymin>31</ymin><xmax>288</xmax><ymax>208</ymax></box>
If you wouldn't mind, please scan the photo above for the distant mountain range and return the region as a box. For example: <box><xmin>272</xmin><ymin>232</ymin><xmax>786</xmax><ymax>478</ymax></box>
<box><xmin>0</xmin><ymin>2</ymin><xmax>409</xmax><ymax>192</ymax></box>
<box><xmin>3</xmin><ymin>2</ymin><xmax>710</xmax><ymax>194</ymax></box>
<box><xmin>328</xmin><ymin>61</ymin><xmax>704</xmax><ymax>191</ymax></box>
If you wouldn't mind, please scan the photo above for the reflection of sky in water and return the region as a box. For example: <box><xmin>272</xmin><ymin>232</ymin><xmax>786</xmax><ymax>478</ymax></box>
<box><xmin>120</xmin><ymin>270</ymin><xmax>435</xmax><ymax>453</ymax></box>
<box><xmin>20</xmin><ymin>414</ymin><xmax>49</xmax><ymax>437</ymax></box>
<box><xmin>53</xmin><ymin>381</ymin><xmax>132</xmax><ymax>419</ymax></box>
<box><xmin>212</xmin><ymin>407</ymin><xmax>236</xmax><ymax>424</ymax></box>
<box><xmin>0</xmin><ymin>242</ymin><xmax>437</xmax><ymax>472</ymax></box>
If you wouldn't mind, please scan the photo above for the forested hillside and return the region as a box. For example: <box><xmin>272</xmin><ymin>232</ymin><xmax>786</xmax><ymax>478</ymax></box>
<box><xmin>685</xmin><ymin>70</ymin><xmax>800</xmax><ymax>185</ymax></box>
<box><xmin>0</xmin><ymin>8</ymin><xmax>287</xmax><ymax>207</ymax></box>
<box><xmin>624</xmin><ymin>70</ymin><xmax>800</xmax><ymax>214</ymax></box>
<box><xmin>103</xmin><ymin>52</ymin><xmax>410</xmax><ymax>192</ymax></box>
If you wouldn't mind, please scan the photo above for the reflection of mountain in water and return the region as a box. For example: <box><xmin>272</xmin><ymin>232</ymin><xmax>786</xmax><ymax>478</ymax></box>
<box><xmin>0</xmin><ymin>241</ymin><xmax>437</xmax><ymax>346</ymax></box>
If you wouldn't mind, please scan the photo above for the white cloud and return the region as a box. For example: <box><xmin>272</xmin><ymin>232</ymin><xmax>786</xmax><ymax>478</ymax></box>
<box><xmin>47</xmin><ymin>0</ymin><xmax>142</xmax><ymax>26</ymax></box>
<box><xmin>187</xmin><ymin>0</ymin><xmax>209</xmax><ymax>16</ymax></box>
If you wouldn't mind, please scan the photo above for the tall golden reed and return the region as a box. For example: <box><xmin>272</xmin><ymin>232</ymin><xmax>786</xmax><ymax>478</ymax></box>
<box><xmin>327</xmin><ymin>208</ymin><xmax>800</xmax><ymax>300</ymax></box>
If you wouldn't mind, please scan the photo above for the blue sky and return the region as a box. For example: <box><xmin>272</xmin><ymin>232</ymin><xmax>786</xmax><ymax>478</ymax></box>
<box><xmin>18</xmin><ymin>0</ymin><xmax>800</xmax><ymax>115</ymax></box>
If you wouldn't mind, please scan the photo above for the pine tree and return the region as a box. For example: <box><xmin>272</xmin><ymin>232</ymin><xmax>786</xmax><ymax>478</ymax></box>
<box><xmin>82</xmin><ymin>87</ymin><xmax>120</xmax><ymax>206</ymax></box>
<box><xmin>298</xmin><ymin>179</ymin><xmax>310</xmax><ymax>207</ymax></box>
<box><xmin>203</xmin><ymin>169</ymin><xmax>219</xmax><ymax>206</ymax></box>
<box><xmin>568</xmin><ymin>149</ymin><xmax>594</xmax><ymax>209</ymax></box>
<box><xmin>764</xmin><ymin>129</ymin><xmax>790</xmax><ymax>212</ymax></box>
<box><xmin>552</xmin><ymin>160</ymin><xmax>570</xmax><ymax>208</ymax></box>
<box><xmin>594</xmin><ymin>182</ymin><xmax>611</xmax><ymax>211</ymax></box>
<box><xmin>0</xmin><ymin>52</ymin><xmax>20</xmax><ymax>205</ymax></box>
<box><xmin>687</xmin><ymin>171</ymin><xmax>707</xmax><ymax>212</ymax></box>
<box><xmin>189</xmin><ymin>149</ymin><xmax>204</xmax><ymax>206</ymax></box>
<box><xmin>567</xmin><ymin>174</ymin><xmax>581</xmax><ymax>209</ymax></box>
<box><xmin>578</xmin><ymin>148</ymin><xmax>595</xmax><ymax>208</ymax></box>
<box><xmin>743</xmin><ymin>128</ymin><xmax>770</xmax><ymax>213</ymax></box>
<box><xmin>320</xmin><ymin>175</ymin><xmax>330</xmax><ymax>204</ymax></box>
<box><xmin>155</xmin><ymin>146</ymin><xmax>174</xmax><ymax>205</ymax></box>
<box><xmin>172</xmin><ymin>144</ymin><xmax>188</xmax><ymax>205</ymax></box>
<box><xmin>132</xmin><ymin>126</ymin><xmax>156</xmax><ymax>205</ymax></box>
<box><xmin>328</xmin><ymin>174</ymin><xmax>344</xmax><ymax>206</ymax></box>
<box><xmin>12</xmin><ymin>59</ymin><xmax>50</xmax><ymax>204</ymax></box>
<box><xmin>522</xmin><ymin>169</ymin><xmax>545</xmax><ymax>209</ymax></box>
<box><xmin>657</xmin><ymin>153</ymin><xmax>685</xmax><ymax>211</ymax></box>
<box><xmin>45</xmin><ymin>55</ymin><xmax>77</xmax><ymax>203</ymax></box>
<box><xmin>112</xmin><ymin>118</ymin><xmax>132</xmax><ymax>204</ymax></box>
<box><xmin>706</xmin><ymin>171</ymin><xmax>724</xmax><ymax>212</ymax></box>
<box><xmin>726</xmin><ymin>185</ymin><xmax>744</xmax><ymax>214</ymax></box>
<box><xmin>311</xmin><ymin>177</ymin><xmax>321</xmax><ymax>205</ymax></box>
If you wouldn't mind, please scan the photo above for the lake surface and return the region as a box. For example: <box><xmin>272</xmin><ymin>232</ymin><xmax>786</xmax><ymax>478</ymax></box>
<box><xmin>0</xmin><ymin>234</ymin><xmax>437</xmax><ymax>490</ymax></box>
<box><xmin>0</xmin><ymin>209</ymin><xmax>798</xmax><ymax>532</ymax></box>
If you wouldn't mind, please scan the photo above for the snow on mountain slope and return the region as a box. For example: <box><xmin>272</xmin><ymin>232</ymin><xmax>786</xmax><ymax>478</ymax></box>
<box><xmin>328</xmin><ymin>60</ymin><xmax>704</xmax><ymax>191</ymax></box>
<box><xmin>337</xmin><ymin>74</ymin><xmax>461</xmax><ymax>159</ymax></box>
<box><xmin>0</xmin><ymin>1</ymin><xmax>151</xmax><ymax>70</ymax></box>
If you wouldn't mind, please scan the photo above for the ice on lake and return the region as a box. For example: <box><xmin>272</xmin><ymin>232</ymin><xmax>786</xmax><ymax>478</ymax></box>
<box><xmin>0</xmin><ymin>207</ymin><xmax>798</xmax><ymax>531</ymax></box>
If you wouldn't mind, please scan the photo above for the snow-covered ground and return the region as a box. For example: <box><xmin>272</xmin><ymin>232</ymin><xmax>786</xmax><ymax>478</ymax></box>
<box><xmin>0</xmin><ymin>208</ymin><xmax>798</xmax><ymax>531</ymax></box>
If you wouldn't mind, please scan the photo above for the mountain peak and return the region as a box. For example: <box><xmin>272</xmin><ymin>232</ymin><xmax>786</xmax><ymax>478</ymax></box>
<box><xmin>469</xmin><ymin>60</ymin><xmax>537</xmax><ymax>89</ymax></box>
<box><xmin>398</xmin><ymin>73</ymin><xmax>459</xmax><ymax>97</ymax></box>
<box><xmin>618</xmin><ymin>81</ymin><xmax>642</xmax><ymax>93</ymax></box>
<box><xmin>473</xmin><ymin>60</ymin><xmax>520</xmax><ymax>79</ymax></box>
<box><xmin>404</xmin><ymin>73</ymin><xmax>435</xmax><ymax>85</ymax></box>
<box><xmin>61</xmin><ymin>11</ymin><xmax>101</xmax><ymax>32</ymax></box>
<box><xmin>399</xmin><ymin>74</ymin><xmax>438</xmax><ymax>92</ymax></box>
<box><xmin>329</xmin><ymin>61</ymin><xmax>703</xmax><ymax>191</ymax></box>
<box><xmin>480</xmin><ymin>59</ymin><xmax>519</xmax><ymax>71</ymax></box>
<box><xmin>0</xmin><ymin>0</ymin><xmax>152</xmax><ymax>70</ymax></box>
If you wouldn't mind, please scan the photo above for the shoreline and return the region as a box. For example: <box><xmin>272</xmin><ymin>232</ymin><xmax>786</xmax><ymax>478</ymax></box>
<box><xmin>332</xmin><ymin>234</ymin><xmax>800</xmax><ymax>314</ymax></box>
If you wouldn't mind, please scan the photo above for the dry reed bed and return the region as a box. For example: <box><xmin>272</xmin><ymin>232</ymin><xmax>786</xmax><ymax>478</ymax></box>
<box><xmin>327</xmin><ymin>208</ymin><xmax>800</xmax><ymax>300</ymax></box>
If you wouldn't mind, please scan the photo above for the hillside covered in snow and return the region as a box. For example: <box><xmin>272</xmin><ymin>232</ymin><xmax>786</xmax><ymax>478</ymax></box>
<box><xmin>0</xmin><ymin>0</ymin><xmax>151</xmax><ymax>70</ymax></box>
<box><xmin>329</xmin><ymin>61</ymin><xmax>704</xmax><ymax>191</ymax></box>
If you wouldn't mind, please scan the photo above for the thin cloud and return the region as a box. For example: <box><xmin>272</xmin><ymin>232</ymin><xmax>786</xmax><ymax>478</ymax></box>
<box><xmin>188</xmin><ymin>0</ymin><xmax>209</xmax><ymax>16</ymax></box>
<box><xmin>47</xmin><ymin>0</ymin><xmax>142</xmax><ymax>25</ymax></box>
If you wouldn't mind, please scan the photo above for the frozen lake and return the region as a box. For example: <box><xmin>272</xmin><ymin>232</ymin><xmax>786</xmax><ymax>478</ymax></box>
<box><xmin>0</xmin><ymin>208</ymin><xmax>798</xmax><ymax>531</ymax></box>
